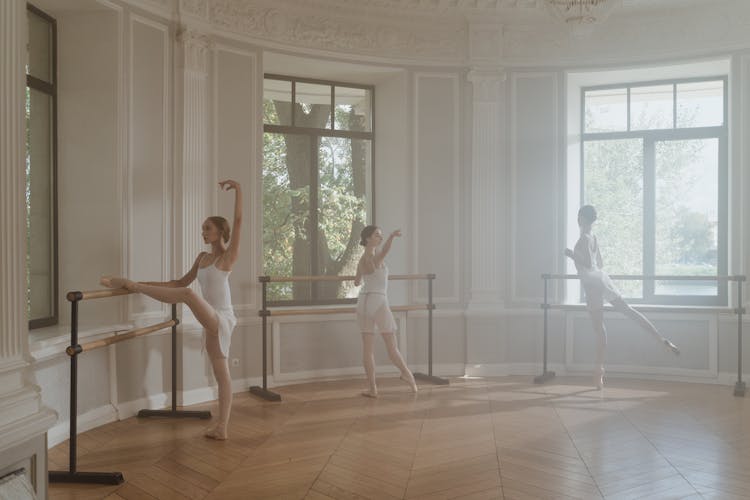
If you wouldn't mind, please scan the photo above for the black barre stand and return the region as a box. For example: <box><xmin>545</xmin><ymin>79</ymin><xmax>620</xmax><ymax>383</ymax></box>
<box><xmin>534</xmin><ymin>275</ymin><xmax>555</xmax><ymax>384</ymax></box>
<box><xmin>413</xmin><ymin>275</ymin><xmax>449</xmax><ymax>385</ymax></box>
<box><xmin>50</xmin><ymin>298</ymin><xmax>209</xmax><ymax>485</ymax></box>
<box><xmin>249</xmin><ymin>278</ymin><xmax>282</xmax><ymax>401</ymax></box>
<box><xmin>138</xmin><ymin>305</ymin><xmax>211</xmax><ymax>420</ymax></box>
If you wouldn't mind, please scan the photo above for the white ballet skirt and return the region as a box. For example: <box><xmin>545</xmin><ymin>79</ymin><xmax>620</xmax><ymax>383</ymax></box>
<box><xmin>197</xmin><ymin>263</ymin><xmax>236</xmax><ymax>358</ymax></box>
<box><xmin>574</xmin><ymin>233</ymin><xmax>621</xmax><ymax>308</ymax></box>
<box><xmin>357</xmin><ymin>265</ymin><xmax>397</xmax><ymax>333</ymax></box>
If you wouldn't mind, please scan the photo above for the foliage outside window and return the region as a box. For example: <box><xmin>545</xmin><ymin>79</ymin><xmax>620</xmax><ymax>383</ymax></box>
<box><xmin>263</xmin><ymin>75</ymin><xmax>373</xmax><ymax>304</ymax></box>
<box><xmin>581</xmin><ymin>77</ymin><xmax>727</xmax><ymax>305</ymax></box>
<box><xmin>26</xmin><ymin>4</ymin><xmax>58</xmax><ymax>328</ymax></box>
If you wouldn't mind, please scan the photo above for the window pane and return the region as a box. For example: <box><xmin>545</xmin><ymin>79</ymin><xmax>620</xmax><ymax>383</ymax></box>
<box><xmin>317</xmin><ymin>137</ymin><xmax>370</xmax><ymax>300</ymax></box>
<box><xmin>584</xmin><ymin>88</ymin><xmax>627</xmax><ymax>133</ymax></box>
<box><xmin>334</xmin><ymin>87</ymin><xmax>371</xmax><ymax>132</ymax></box>
<box><xmin>655</xmin><ymin>139</ymin><xmax>718</xmax><ymax>296</ymax></box>
<box><xmin>676</xmin><ymin>80</ymin><xmax>723</xmax><ymax>128</ymax></box>
<box><xmin>264</xmin><ymin>79</ymin><xmax>292</xmax><ymax>126</ymax></box>
<box><xmin>584</xmin><ymin>139</ymin><xmax>644</xmax><ymax>298</ymax></box>
<box><xmin>263</xmin><ymin>132</ymin><xmax>311</xmax><ymax>301</ymax></box>
<box><xmin>27</xmin><ymin>9</ymin><xmax>52</xmax><ymax>83</ymax></box>
<box><xmin>26</xmin><ymin>88</ymin><xmax>54</xmax><ymax>319</ymax></box>
<box><xmin>630</xmin><ymin>85</ymin><xmax>673</xmax><ymax>130</ymax></box>
<box><xmin>294</xmin><ymin>82</ymin><xmax>331</xmax><ymax>129</ymax></box>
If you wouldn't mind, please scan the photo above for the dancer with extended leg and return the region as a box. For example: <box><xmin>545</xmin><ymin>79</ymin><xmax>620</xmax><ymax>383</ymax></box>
<box><xmin>566</xmin><ymin>205</ymin><xmax>679</xmax><ymax>389</ymax></box>
<box><xmin>355</xmin><ymin>226</ymin><xmax>418</xmax><ymax>397</ymax></box>
<box><xmin>102</xmin><ymin>180</ymin><xmax>242</xmax><ymax>439</ymax></box>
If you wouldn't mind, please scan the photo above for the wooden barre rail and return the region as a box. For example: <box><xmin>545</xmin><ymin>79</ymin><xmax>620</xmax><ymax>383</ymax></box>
<box><xmin>67</xmin><ymin>288</ymin><xmax>133</xmax><ymax>302</ymax></box>
<box><xmin>261</xmin><ymin>273</ymin><xmax>436</xmax><ymax>283</ymax></box>
<box><xmin>261</xmin><ymin>304</ymin><xmax>435</xmax><ymax>317</ymax></box>
<box><xmin>65</xmin><ymin>319</ymin><xmax>178</xmax><ymax>356</ymax></box>
<box><xmin>543</xmin><ymin>274</ymin><xmax>746</xmax><ymax>282</ymax></box>
<box><xmin>544</xmin><ymin>304</ymin><xmax>745</xmax><ymax>314</ymax></box>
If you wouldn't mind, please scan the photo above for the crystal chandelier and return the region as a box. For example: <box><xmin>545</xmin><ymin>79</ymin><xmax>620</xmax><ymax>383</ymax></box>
<box><xmin>546</xmin><ymin>0</ymin><xmax>609</xmax><ymax>24</ymax></box>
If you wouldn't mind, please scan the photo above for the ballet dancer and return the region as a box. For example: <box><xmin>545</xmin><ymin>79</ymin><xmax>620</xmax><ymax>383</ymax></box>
<box><xmin>565</xmin><ymin>205</ymin><xmax>679</xmax><ymax>389</ymax></box>
<box><xmin>101</xmin><ymin>179</ymin><xmax>242</xmax><ymax>439</ymax></box>
<box><xmin>355</xmin><ymin>226</ymin><xmax>418</xmax><ymax>397</ymax></box>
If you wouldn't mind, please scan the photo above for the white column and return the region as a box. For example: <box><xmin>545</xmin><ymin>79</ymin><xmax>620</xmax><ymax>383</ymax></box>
<box><xmin>177</xmin><ymin>27</ymin><xmax>210</xmax><ymax>323</ymax></box>
<box><xmin>467</xmin><ymin>70</ymin><xmax>506</xmax><ymax>309</ymax></box>
<box><xmin>464</xmin><ymin>20</ymin><xmax>509</xmax><ymax>376</ymax></box>
<box><xmin>0</xmin><ymin>1</ymin><xmax>56</xmax><ymax>496</ymax></box>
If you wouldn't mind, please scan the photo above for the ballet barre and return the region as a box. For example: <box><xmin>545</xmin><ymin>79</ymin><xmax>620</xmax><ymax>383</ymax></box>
<box><xmin>49</xmin><ymin>288</ymin><xmax>210</xmax><ymax>486</ymax></box>
<box><xmin>250</xmin><ymin>273</ymin><xmax>446</xmax><ymax>402</ymax></box>
<box><xmin>535</xmin><ymin>274</ymin><xmax>747</xmax><ymax>396</ymax></box>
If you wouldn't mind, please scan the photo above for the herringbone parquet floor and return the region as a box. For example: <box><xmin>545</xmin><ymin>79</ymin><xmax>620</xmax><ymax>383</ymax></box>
<box><xmin>48</xmin><ymin>376</ymin><xmax>750</xmax><ymax>499</ymax></box>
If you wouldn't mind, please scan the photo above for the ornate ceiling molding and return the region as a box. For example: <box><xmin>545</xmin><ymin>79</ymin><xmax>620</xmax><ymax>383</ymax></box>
<box><xmin>210</xmin><ymin>0</ymin><xmax>467</xmax><ymax>62</ymax></box>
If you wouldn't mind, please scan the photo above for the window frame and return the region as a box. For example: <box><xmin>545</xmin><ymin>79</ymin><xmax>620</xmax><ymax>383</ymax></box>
<box><xmin>26</xmin><ymin>2</ymin><xmax>59</xmax><ymax>329</ymax></box>
<box><xmin>263</xmin><ymin>74</ymin><xmax>375</xmax><ymax>306</ymax></box>
<box><xmin>579</xmin><ymin>75</ymin><xmax>728</xmax><ymax>306</ymax></box>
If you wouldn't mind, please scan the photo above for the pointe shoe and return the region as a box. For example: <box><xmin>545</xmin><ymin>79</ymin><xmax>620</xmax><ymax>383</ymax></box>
<box><xmin>400</xmin><ymin>375</ymin><xmax>418</xmax><ymax>393</ymax></box>
<box><xmin>594</xmin><ymin>368</ymin><xmax>604</xmax><ymax>389</ymax></box>
<box><xmin>663</xmin><ymin>339</ymin><xmax>680</xmax><ymax>355</ymax></box>
<box><xmin>361</xmin><ymin>390</ymin><xmax>378</xmax><ymax>398</ymax></box>
<box><xmin>204</xmin><ymin>426</ymin><xmax>228</xmax><ymax>440</ymax></box>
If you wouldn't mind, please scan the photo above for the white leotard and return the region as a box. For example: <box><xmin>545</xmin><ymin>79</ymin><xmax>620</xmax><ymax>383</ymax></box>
<box><xmin>573</xmin><ymin>233</ymin><xmax>621</xmax><ymax>307</ymax></box>
<box><xmin>357</xmin><ymin>265</ymin><xmax>397</xmax><ymax>333</ymax></box>
<box><xmin>197</xmin><ymin>262</ymin><xmax>236</xmax><ymax>357</ymax></box>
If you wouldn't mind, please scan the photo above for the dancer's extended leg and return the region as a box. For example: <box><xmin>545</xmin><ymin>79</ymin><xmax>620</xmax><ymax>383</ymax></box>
<box><xmin>382</xmin><ymin>332</ymin><xmax>417</xmax><ymax>393</ymax></box>
<box><xmin>362</xmin><ymin>332</ymin><xmax>378</xmax><ymax>398</ymax></box>
<box><xmin>588</xmin><ymin>306</ymin><xmax>607</xmax><ymax>389</ymax></box>
<box><xmin>610</xmin><ymin>297</ymin><xmax>679</xmax><ymax>355</ymax></box>
<box><xmin>204</xmin><ymin>335</ymin><xmax>232</xmax><ymax>440</ymax></box>
<box><xmin>101</xmin><ymin>277</ymin><xmax>218</xmax><ymax>333</ymax></box>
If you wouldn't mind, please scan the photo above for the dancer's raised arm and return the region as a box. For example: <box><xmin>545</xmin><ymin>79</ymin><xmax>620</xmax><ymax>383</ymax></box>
<box><xmin>373</xmin><ymin>229</ymin><xmax>401</xmax><ymax>268</ymax></box>
<box><xmin>219</xmin><ymin>179</ymin><xmax>242</xmax><ymax>268</ymax></box>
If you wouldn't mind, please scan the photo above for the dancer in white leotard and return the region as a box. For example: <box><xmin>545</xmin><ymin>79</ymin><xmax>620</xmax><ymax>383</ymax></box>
<box><xmin>101</xmin><ymin>180</ymin><xmax>242</xmax><ymax>440</ymax></box>
<box><xmin>355</xmin><ymin>226</ymin><xmax>417</xmax><ymax>397</ymax></box>
<box><xmin>566</xmin><ymin>205</ymin><xmax>679</xmax><ymax>389</ymax></box>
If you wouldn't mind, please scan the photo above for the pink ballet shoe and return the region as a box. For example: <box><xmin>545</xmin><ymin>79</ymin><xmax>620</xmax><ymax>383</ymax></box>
<box><xmin>361</xmin><ymin>390</ymin><xmax>378</xmax><ymax>398</ymax></box>
<box><xmin>663</xmin><ymin>339</ymin><xmax>680</xmax><ymax>355</ymax></box>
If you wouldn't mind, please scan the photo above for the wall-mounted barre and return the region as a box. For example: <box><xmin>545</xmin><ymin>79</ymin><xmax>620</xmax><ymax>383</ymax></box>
<box><xmin>535</xmin><ymin>274</ymin><xmax>746</xmax><ymax>397</ymax></box>
<box><xmin>250</xmin><ymin>273</ymin><xmax>446</xmax><ymax>402</ymax></box>
<box><xmin>49</xmin><ymin>288</ymin><xmax>210</xmax><ymax>487</ymax></box>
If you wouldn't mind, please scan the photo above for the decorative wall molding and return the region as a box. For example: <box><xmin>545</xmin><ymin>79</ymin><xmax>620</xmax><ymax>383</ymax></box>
<box><xmin>210</xmin><ymin>0</ymin><xmax>466</xmax><ymax>63</ymax></box>
<box><xmin>509</xmin><ymin>71</ymin><xmax>560</xmax><ymax>306</ymax></box>
<box><xmin>413</xmin><ymin>72</ymin><xmax>462</xmax><ymax>304</ymax></box>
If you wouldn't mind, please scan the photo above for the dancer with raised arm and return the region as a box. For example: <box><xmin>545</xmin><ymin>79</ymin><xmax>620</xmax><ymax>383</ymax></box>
<box><xmin>566</xmin><ymin>205</ymin><xmax>679</xmax><ymax>389</ymax></box>
<box><xmin>355</xmin><ymin>226</ymin><xmax>418</xmax><ymax>397</ymax></box>
<box><xmin>101</xmin><ymin>180</ymin><xmax>242</xmax><ymax>439</ymax></box>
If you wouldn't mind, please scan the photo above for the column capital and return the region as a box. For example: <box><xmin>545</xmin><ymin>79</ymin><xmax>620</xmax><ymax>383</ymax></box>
<box><xmin>467</xmin><ymin>69</ymin><xmax>506</xmax><ymax>102</ymax></box>
<box><xmin>176</xmin><ymin>25</ymin><xmax>212</xmax><ymax>74</ymax></box>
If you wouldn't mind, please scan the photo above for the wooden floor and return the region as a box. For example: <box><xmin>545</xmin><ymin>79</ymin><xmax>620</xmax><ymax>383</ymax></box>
<box><xmin>48</xmin><ymin>376</ymin><xmax>750</xmax><ymax>500</ymax></box>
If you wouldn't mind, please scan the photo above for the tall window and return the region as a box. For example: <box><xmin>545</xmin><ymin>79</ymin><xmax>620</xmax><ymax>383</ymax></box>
<box><xmin>581</xmin><ymin>77</ymin><xmax>727</xmax><ymax>305</ymax></box>
<box><xmin>26</xmin><ymin>4</ymin><xmax>58</xmax><ymax>328</ymax></box>
<box><xmin>263</xmin><ymin>75</ymin><xmax>374</xmax><ymax>305</ymax></box>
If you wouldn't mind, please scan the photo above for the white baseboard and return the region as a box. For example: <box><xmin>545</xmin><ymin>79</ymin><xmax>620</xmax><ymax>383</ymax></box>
<box><xmin>48</xmin><ymin>404</ymin><xmax>118</xmax><ymax>448</ymax></box>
